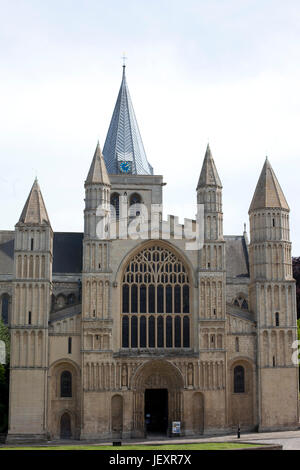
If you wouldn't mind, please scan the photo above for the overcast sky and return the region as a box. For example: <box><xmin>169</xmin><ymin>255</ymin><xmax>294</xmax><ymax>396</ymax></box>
<box><xmin>1</xmin><ymin>0</ymin><xmax>300</xmax><ymax>254</ymax></box>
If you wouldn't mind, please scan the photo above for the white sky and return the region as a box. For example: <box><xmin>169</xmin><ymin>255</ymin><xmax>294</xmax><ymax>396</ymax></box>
<box><xmin>0</xmin><ymin>0</ymin><xmax>299</xmax><ymax>254</ymax></box>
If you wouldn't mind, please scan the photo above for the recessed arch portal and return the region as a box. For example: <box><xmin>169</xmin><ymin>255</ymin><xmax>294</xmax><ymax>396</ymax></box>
<box><xmin>131</xmin><ymin>360</ymin><xmax>184</xmax><ymax>436</ymax></box>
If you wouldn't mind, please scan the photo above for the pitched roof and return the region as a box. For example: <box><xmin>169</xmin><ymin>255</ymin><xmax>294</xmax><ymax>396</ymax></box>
<box><xmin>225</xmin><ymin>235</ymin><xmax>249</xmax><ymax>278</ymax></box>
<box><xmin>18</xmin><ymin>179</ymin><xmax>51</xmax><ymax>225</ymax></box>
<box><xmin>86</xmin><ymin>141</ymin><xmax>110</xmax><ymax>185</ymax></box>
<box><xmin>103</xmin><ymin>66</ymin><xmax>153</xmax><ymax>175</ymax></box>
<box><xmin>249</xmin><ymin>158</ymin><xmax>289</xmax><ymax>212</ymax></box>
<box><xmin>197</xmin><ymin>144</ymin><xmax>222</xmax><ymax>189</ymax></box>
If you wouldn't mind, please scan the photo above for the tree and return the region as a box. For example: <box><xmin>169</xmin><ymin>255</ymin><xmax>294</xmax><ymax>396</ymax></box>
<box><xmin>0</xmin><ymin>318</ymin><xmax>10</xmax><ymax>433</ymax></box>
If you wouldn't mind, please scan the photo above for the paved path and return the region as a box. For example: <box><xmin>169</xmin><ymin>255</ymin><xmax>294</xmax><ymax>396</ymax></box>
<box><xmin>3</xmin><ymin>429</ymin><xmax>300</xmax><ymax>449</ymax></box>
<box><xmin>45</xmin><ymin>429</ymin><xmax>300</xmax><ymax>450</ymax></box>
<box><xmin>119</xmin><ymin>430</ymin><xmax>300</xmax><ymax>450</ymax></box>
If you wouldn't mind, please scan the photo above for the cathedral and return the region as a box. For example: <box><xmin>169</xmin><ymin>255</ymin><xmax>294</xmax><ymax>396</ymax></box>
<box><xmin>0</xmin><ymin>66</ymin><xmax>298</xmax><ymax>442</ymax></box>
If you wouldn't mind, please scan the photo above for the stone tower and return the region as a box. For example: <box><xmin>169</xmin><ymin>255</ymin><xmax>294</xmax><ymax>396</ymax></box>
<box><xmin>81</xmin><ymin>142</ymin><xmax>112</xmax><ymax>439</ymax></box>
<box><xmin>196</xmin><ymin>144</ymin><xmax>227</xmax><ymax>427</ymax></box>
<box><xmin>8</xmin><ymin>179</ymin><xmax>53</xmax><ymax>442</ymax></box>
<box><xmin>248</xmin><ymin>158</ymin><xmax>298</xmax><ymax>430</ymax></box>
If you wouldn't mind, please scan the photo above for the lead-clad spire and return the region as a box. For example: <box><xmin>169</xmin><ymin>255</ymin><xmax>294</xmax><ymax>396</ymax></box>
<box><xmin>249</xmin><ymin>157</ymin><xmax>289</xmax><ymax>212</ymax></box>
<box><xmin>18</xmin><ymin>178</ymin><xmax>51</xmax><ymax>225</ymax></box>
<box><xmin>103</xmin><ymin>66</ymin><xmax>153</xmax><ymax>175</ymax></box>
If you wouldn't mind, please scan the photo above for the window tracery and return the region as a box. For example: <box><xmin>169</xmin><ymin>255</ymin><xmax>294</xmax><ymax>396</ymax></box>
<box><xmin>121</xmin><ymin>245</ymin><xmax>191</xmax><ymax>349</ymax></box>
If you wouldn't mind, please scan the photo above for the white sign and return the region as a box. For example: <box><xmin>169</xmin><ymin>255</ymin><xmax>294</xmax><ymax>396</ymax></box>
<box><xmin>172</xmin><ymin>421</ymin><xmax>181</xmax><ymax>434</ymax></box>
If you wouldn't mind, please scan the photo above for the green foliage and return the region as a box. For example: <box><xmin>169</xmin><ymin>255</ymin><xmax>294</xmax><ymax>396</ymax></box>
<box><xmin>0</xmin><ymin>318</ymin><xmax>10</xmax><ymax>364</ymax></box>
<box><xmin>0</xmin><ymin>318</ymin><xmax>10</xmax><ymax>433</ymax></box>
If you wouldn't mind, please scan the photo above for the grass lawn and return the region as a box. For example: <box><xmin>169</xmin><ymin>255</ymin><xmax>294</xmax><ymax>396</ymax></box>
<box><xmin>1</xmin><ymin>442</ymin><xmax>262</xmax><ymax>450</ymax></box>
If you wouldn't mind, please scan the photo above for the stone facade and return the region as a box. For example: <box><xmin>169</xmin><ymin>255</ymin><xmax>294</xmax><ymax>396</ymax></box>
<box><xmin>0</xmin><ymin>70</ymin><xmax>298</xmax><ymax>442</ymax></box>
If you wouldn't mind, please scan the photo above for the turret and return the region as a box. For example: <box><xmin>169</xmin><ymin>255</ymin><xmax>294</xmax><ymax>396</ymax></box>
<box><xmin>197</xmin><ymin>144</ymin><xmax>223</xmax><ymax>241</ymax></box>
<box><xmin>7</xmin><ymin>178</ymin><xmax>52</xmax><ymax>442</ymax></box>
<box><xmin>248</xmin><ymin>157</ymin><xmax>292</xmax><ymax>282</ymax></box>
<box><xmin>84</xmin><ymin>141</ymin><xmax>111</xmax><ymax>240</ymax></box>
<box><xmin>248</xmin><ymin>157</ymin><xmax>298</xmax><ymax>431</ymax></box>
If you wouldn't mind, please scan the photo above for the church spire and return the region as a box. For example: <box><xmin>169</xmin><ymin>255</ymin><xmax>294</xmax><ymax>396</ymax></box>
<box><xmin>249</xmin><ymin>157</ymin><xmax>289</xmax><ymax>212</ymax></box>
<box><xmin>103</xmin><ymin>66</ymin><xmax>153</xmax><ymax>175</ymax></box>
<box><xmin>86</xmin><ymin>141</ymin><xmax>110</xmax><ymax>186</ymax></box>
<box><xmin>197</xmin><ymin>144</ymin><xmax>222</xmax><ymax>189</ymax></box>
<box><xmin>18</xmin><ymin>178</ymin><xmax>50</xmax><ymax>225</ymax></box>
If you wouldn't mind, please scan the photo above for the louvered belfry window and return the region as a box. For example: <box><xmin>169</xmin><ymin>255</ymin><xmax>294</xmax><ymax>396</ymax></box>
<box><xmin>121</xmin><ymin>245</ymin><xmax>191</xmax><ymax>349</ymax></box>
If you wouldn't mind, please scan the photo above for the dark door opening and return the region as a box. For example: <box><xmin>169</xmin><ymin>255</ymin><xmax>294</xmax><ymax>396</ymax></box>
<box><xmin>145</xmin><ymin>389</ymin><xmax>168</xmax><ymax>434</ymax></box>
<box><xmin>60</xmin><ymin>412</ymin><xmax>72</xmax><ymax>439</ymax></box>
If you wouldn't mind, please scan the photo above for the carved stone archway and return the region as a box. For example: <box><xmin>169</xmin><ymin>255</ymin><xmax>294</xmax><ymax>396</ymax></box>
<box><xmin>131</xmin><ymin>360</ymin><xmax>184</xmax><ymax>437</ymax></box>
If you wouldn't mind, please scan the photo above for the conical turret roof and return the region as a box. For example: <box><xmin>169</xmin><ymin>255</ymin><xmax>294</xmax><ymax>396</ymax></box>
<box><xmin>18</xmin><ymin>178</ymin><xmax>51</xmax><ymax>225</ymax></box>
<box><xmin>249</xmin><ymin>158</ymin><xmax>289</xmax><ymax>212</ymax></box>
<box><xmin>86</xmin><ymin>141</ymin><xmax>110</xmax><ymax>185</ymax></box>
<box><xmin>103</xmin><ymin>66</ymin><xmax>153</xmax><ymax>175</ymax></box>
<box><xmin>197</xmin><ymin>144</ymin><xmax>222</xmax><ymax>189</ymax></box>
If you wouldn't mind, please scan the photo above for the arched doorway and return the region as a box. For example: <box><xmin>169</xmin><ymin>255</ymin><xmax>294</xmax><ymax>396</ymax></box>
<box><xmin>60</xmin><ymin>412</ymin><xmax>72</xmax><ymax>439</ymax></box>
<box><xmin>111</xmin><ymin>395</ymin><xmax>123</xmax><ymax>438</ymax></box>
<box><xmin>131</xmin><ymin>360</ymin><xmax>184</xmax><ymax>437</ymax></box>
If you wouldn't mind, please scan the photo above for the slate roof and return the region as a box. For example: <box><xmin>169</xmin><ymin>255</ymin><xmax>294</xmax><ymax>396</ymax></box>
<box><xmin>224</xmin><ymin>235</ymin><xmax>249</xmax><ymax>278</ymax></box>
<box><xmin>52</xmin><ymin>233</ymin><xmax>83</xmax><ymax>273</ymax></box>
<box><xmin>0</xmin><ymin>232</ymin><xmax>14</xmax><ymax>275</ymax></box>
<box><xmin>102</xmin><ymin>66</ymin><xmax>153</xmax><ymax>175</ymax></box>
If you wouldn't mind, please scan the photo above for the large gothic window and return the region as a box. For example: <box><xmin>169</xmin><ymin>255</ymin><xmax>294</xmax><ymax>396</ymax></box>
<box><xmin>233</xmin><ymin>365</ymin><xmax>245</xmax><ymax>393</ymax></box>
<box><xmin>121</xmin><ymin>245</ymin><xmax>191</xmax><ymax>349</ymax></box>
<box><xmin>60</xmin><ymin>370</ymin><xmax>72</xmax><ymax>398</ymax></box>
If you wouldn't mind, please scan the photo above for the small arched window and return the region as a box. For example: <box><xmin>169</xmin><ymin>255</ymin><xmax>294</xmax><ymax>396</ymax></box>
<box><xmin>275</xmin><ymin>312</ymin><xmax>280</xmax><ymax>327</ymax></box>
<box><xmin>129</xmin><ymin>193</ymin><xmax>142</xmax><ymax>217</ymax></box>
<box><xmin>234</xmin><ymin>365</ymin><xmax>245</xmax><ymax>393</ymax></box>
<box><xmin>1</xmin><ymin>294</ymin><xmax>9</xmax><ymax>325</ymax></box>
<box><xmin>60</xmin><ymin>371</ymin><xmax>72</xmax><ymax>398</ymax></box>
<box><xmin>110</xmin><ymin>193</ymin><xmax>120</xmax><ymax>219</ymax></box>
